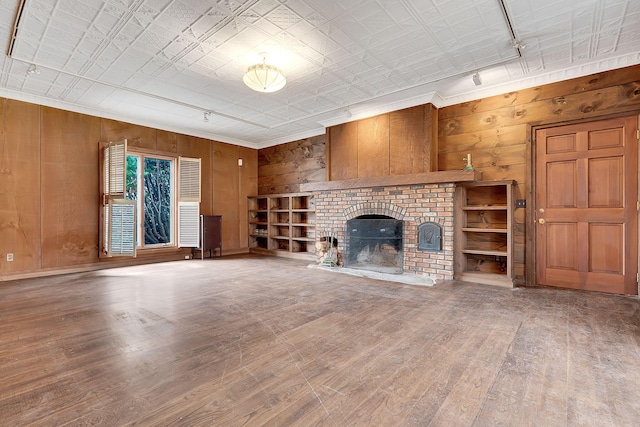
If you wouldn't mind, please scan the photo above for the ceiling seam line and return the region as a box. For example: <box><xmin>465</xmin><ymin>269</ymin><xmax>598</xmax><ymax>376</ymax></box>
<box><xmin>6</xmin><ymin>55</ymin><xmax>270</xmax><ymax>130</ymax></box>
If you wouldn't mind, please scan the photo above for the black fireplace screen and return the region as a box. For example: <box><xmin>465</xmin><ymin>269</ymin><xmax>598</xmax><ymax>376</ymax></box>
<box><xmin>345</xmin><ymin>216</ymin><xmax>403</xmax><ymax>274</ymax></box>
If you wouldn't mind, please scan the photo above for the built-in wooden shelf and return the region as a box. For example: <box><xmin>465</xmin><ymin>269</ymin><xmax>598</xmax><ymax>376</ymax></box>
<box><xmin>455</xmin><ymin>180</ymin><xmax>515</xmax><ymax>288</ymax></box>
<box><xmin>461</xmin><ymin>228</ymin><xmax>508</xmax><ymax>233</ymax></box>
<box><xmin>462</xmin><ymin>249</ymin><xmax>508</xmax><ymax>257</ymax></box>
<box><xmin>462</xmin><ymin>206</ymin><xmax>507</xmax><ymax>211</ymax></box>
<box><xmin>248</xmin><ymin>192</ymin><xmax>316</xmax><ymax>260</ymax></box>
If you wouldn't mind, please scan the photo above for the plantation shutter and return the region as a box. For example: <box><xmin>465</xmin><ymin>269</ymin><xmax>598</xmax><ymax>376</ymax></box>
<box><xmin>106</xmin><ymin>199</ymin><xmax>136</xmax><ymax>256</ymax></box>
<box><xmin>177</xmin><ymin>156</ymin><xmax>201</xmax><ymax>247</ymax></box>
<box><xmin>100</xmin><ymin>140</ymin><xmax>136</xmax><ymax>257</ymax></box>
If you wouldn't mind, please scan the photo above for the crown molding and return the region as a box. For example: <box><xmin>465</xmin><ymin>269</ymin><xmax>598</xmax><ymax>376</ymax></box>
<box><xmin>435</xmin><ymin>53</ymin><xmax>640</xmax><ymax>108</ymax></box>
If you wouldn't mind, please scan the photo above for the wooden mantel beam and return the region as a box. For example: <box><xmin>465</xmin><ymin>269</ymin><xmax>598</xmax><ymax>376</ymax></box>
<box><xmin>300</xmin><ymin>170</ymin><xmax>482</xmax><ymax>192</ymax></box>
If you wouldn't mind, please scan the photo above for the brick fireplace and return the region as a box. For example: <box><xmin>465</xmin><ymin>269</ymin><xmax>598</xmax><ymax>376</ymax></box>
<box><xmin>312</xmin><ymin>183</ymin><xmax>455</xmax><ymax>282</ymax></box>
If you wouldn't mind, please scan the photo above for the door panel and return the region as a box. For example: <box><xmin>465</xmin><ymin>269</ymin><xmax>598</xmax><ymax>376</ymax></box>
<box><xmin>546</xmin><ymin>161</ymin><xmax>577</xmax><ymax>207</ymax></box>
<box><xmin>589</xmin><ymin>128</ymin><xmax>623</xmax><ymax>150</ymax></box>
<box><xmin>588</xmin><ymin>157</ymin><xmax>623</xmax><ymax>207</ymax></box>
<box><xmin>589</xmin><ymin>223</ymin><xmax>623</xmax><ymax>274</ymax></box>
<box><xmin>546</xmin><ymin>134</ymin><xmax>576</xmax><ymax>154</ymax></box>
<box><xmin>545</xmin><ymin>223</ymin><xmax>577</xmax><ymax>270</ymax></box>
<box><xmin>536</xmin><ymin>116</ymin><xmax>638</xmax><ymax>294</ymax></box>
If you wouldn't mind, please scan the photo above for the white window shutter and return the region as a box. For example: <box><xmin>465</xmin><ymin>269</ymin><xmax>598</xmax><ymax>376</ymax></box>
<box><xmin>106</xmin><ymin>200</ymin><xmax>137</xmax><ymax>256</ymax></box>
<box><xmin>178</xmin><ymin>202</ymin><xmax>200</xmax><ymax>247</ymax></box>
<box><xmin>178</xmin><ymin>157</ymin><xmax>201</xmax><ymax>248</ymax></box>
<box><xmin>100</xmin><ymin>139</ymin><xmax>136</xmax><ymax>257</ymax></box>
<box><xmin>178</xmin><ymin>157</ymin><xmax>201</xmax><ymax>202</ymax></box>
<box><xmin>104</xmin><ymin>140</ymin><xmax>126</xmax><ymax>197</ymax></box>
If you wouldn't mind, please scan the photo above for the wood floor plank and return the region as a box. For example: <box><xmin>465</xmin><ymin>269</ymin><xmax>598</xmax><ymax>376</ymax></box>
<box><xmin>475</xmin><ymin>317</ymin><xmax>569</xmax><ymax>426</ymax></box>
<box><xmin>1</xmin><ymin>255</ymin><xmax>639</xmax><ymax>426</ymax></box>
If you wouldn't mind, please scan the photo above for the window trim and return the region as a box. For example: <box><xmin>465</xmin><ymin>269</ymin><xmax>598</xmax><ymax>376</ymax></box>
<box><xmin>127</xmin><ymin>150</ymin><xmax>177</xmax><ymax>249</ymax></box>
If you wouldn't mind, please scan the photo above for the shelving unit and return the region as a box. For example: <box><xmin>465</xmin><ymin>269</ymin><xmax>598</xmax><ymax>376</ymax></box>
<box><xmin>454</xmin><ymin>180</ymin><xmax>515</xmax><ymax>287</ymax></box>
<box><xmin>248</xmin><ymin>196</ymin><xmax>269</xmax><ymax>251</ymax></box>
<box><xmin>248</xmin><ymin>192</ymin><xmax>316</xmax><ymax>259</ymax></box>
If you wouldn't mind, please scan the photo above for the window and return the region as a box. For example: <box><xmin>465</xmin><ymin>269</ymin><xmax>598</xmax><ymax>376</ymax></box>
<box><xmin>126</xmin><ymin>154</ymin><xmax>175</xmax><ymax>247</ymax></box>
<box><xmin>100</xmin><ymin>139</ymin><xmax>201</xmax><ymax>257</ymax></box>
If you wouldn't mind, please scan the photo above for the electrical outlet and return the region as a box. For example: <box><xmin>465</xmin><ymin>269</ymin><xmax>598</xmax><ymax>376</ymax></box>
<box><xmin>6</xmin><ymin>253</ymin><xmax>14</xmax><ymax>262</ymax></box>
<box><xmin>515</xmin><ymin>199</ymin><xmax>526</xmax><ymax>208</ymax></box>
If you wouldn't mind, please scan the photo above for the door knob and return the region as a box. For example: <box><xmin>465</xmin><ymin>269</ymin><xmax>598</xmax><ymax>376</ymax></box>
<box><xmin>538</xmin><ymin>218</ymin><xmax>545</xmax><ymax>224</ymax></box>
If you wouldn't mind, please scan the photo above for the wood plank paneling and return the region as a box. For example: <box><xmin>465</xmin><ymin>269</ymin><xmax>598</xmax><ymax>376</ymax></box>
<box><xmin>157</xmin><ymin>130</ymin><xmax>178</xmax><ymax>153</ymax></box>
<box><xmin>258</xmin><ymin>135</ymin><xmax>326</xmax><ymax>195</ymax></box>
<box><xmin>425</xmin><ymin>103</ymin><xmax>438</xmax><ymax>172</ymax></box>
<box><xmin>438</xmin><ymin>124</ymin><xmax>527</xmax><ymax>154</ymax></box>
<box><xmin>100</xmin><ymin>119</ymin><xmax>158</xmax><ymax>150</ymax></box>
<box><xmin>0</xmin><ymin>100</ymin><xmax>41</xmax><ymax>274</ymax></box>
<box><xmin>326</xmin><ymin>104</ymin><xmax>438</xmax><ymax>180</ymax></box>
<box><xmin>439</xmin><ymin>67</ymin><xmax>640</xmax><ymax>121</ymax></box>
<box><xmin>212</xmin><ymin>142</ymin><xmax>241</xmax><ymax>252</ymax></box>
<box><xmin>259</xmin><ymin>157</ymin><xmax>325</xmax><ymax>179</ymax></box>
<box><xmin>1</xmin><ymin>98</ymin><xmax>256</xmax><ymax>279</ymax></box>
<box><xmin>357</xmin><ymin>115</ymin><xmax>389</xmax><ymax>178</ymax></box>
<box><xmin>389</xmin><ymin>106</ymin><xmax>426</xmax><ymax>175</ymax></box>
<box><xmin>259</xmin><ymin>169</ymin><xmax>327</xmax><ymax>191</ymax></box>
<box><xmin>259</xmin><ymin>138</ymin><xmax>325</xmax><ymax>164</ymax></box>
<box><xmin>439</xmin><ymin>64</ymin><xmax>640</xmax><ymax>284</ymax></box>
<box><xmin>438</xmin><ymin>144</ymin><xmax>526</xmax><ymax>172</ymax></box>
<box><xmin>328</xmin><ymin>121</ymin><xmax>358</xmax><ymax>181</ymax></box>
<box><xmin>41</xmin><ymin>107</ymin><xmax>101</xmax><ymax>268</ymax></box>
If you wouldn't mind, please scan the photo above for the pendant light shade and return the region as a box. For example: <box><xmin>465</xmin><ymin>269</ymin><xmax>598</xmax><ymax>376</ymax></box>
<box><xmin>243</xmin><ymin>56</ymin><xmax>286</xmax><ymax>93</ymax></box>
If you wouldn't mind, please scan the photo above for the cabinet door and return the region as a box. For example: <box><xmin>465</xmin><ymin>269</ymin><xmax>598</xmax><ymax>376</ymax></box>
<box><xmin>202</xmin><ymin>215</ymin><xmax>222</xmax><ymax>253</ymax></box>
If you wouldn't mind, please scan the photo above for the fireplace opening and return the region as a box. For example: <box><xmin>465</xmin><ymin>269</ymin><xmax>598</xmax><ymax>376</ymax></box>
<box><xmin>345</xmin><ymin>215</ymin><xmax>403</xmax><ymax>274</ymax></box>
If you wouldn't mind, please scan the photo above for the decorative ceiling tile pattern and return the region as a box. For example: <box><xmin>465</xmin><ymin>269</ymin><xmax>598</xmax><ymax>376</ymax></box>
<box><xmin>0</xmin><ymin>0</ymin><xmax>638</xmax><ymax>147</ymax></box>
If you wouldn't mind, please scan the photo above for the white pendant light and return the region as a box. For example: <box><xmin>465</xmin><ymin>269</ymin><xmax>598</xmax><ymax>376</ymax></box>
<box><xmin>243</xmin><ymin>54</ymin><xmax>286</xmax><ymax>93</ymax></box>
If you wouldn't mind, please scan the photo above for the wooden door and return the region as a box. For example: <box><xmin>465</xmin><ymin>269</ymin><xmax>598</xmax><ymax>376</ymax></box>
<box><xmin>536</xmin><ymin>116</ymin><xmax>638</xmax><ymax>294</ymax></box>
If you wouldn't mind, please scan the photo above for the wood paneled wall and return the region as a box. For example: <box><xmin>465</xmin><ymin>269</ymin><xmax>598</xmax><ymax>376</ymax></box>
<box><xmin>0</xmin><ymin>99</ymin><xmax>41</xmax><ymax>274</ymax></box>
<box><xmin>255</xmin><ymin>64</ymin><xmax>640</xmax><ymax>284</ymax></box>
<box><xmin>0</xmin><ymin>99</ymin><xmax>257</xmax><ymax>280</ymax></box>
<box><xmin>327</xmin><ymin>104</ymin><xmax>438</xmax><ymax>180</ymax></box>
<box><xmin>4</xmin><ymin>65</ymin><xmax>639</xmax><ymax>282</ymax></box>
<box><xmin>42</xmin><ymin>108</ymin><xmax>101</xmax><ymax>268</ymax></box>
<box><xmin>438</xmin><ymin>64</ymin><xmax>640</xmax><ymax>282</ymax></box>
<box><xmin>257</xmin><ymin>135</ymin><xmax>326</xmax><ymax>195</ymax></box>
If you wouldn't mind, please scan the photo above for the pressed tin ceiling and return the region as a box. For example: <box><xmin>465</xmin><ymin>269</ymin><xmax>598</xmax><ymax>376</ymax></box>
<box><xmin>1</xmin><ymin>0</ymin><xmax>639</xmax><ymax>148</ymax></box>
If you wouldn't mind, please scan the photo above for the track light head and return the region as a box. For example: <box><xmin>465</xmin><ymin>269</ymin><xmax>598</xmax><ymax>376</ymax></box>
<box><xmin>27</xmin><ymin>64</ymin><xmax>40</xmax><ymax>75</ymax></box>
<box><xmin>472</xmin><ymin>71</ymin><xmax>482</xmax><ymax>86</ymax></box>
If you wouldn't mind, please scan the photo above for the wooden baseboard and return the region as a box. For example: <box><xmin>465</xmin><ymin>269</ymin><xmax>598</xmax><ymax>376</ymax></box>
<box><xmin>249</xmin><ymin>248</ymin><xmax>316</xmax><ymax>261</ymax></box>
<box><xmin>0</xmin><ymin>248</ymin><xmax>253</xmax><ymax>282</ymax></box>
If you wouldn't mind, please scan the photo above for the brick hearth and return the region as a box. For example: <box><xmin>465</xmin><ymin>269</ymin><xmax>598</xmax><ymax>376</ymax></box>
<box><xmin>313</xmin><ymin>183</ymin><xmax>455</xmax><ymax>282</ymax></box>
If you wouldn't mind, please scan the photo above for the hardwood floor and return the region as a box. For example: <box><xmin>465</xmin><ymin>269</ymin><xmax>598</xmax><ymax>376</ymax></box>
<box><xmin>1</xmin><ymin>255</ymin><xmax>639</xmax><ymax>426</ymax></box>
